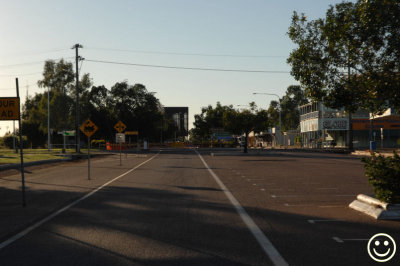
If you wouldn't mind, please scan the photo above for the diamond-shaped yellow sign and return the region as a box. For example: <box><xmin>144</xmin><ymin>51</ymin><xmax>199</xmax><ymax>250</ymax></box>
<box><xmin>80</xmin><ymin>119</ymin><xmax>98</xmax><ymax>138</ymax></box>
<box><xmin>114</xmin><ymin>120</ymin><xmax>126</xmax><ymax>133</ymax></box>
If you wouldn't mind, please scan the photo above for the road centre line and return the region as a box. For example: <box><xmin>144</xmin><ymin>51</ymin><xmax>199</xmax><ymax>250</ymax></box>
<box><xmin>195</xmin><ymin>150</ymin><xmax>288</xmax><ymax>266</ymax></box>
<box><xmin>0</xmin><ymin>152</ymin><xmax>159</xmax><ymax>251</ymax></box>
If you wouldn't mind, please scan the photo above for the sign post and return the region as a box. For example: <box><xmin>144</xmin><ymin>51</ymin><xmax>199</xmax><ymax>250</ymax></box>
<box><xmin>114</xmin><ymin>121</ymin><xmax>126</xmax><ymax>165</ymax></box>
<box><xmin>80</xmin><ymin>119</ymin><xmax>98</xmax><ymax>180</ymax></box>
<box><xmin>13</xmin><ymin>79</ymin><xmax>25</xmax><ymax>207</ymax></box>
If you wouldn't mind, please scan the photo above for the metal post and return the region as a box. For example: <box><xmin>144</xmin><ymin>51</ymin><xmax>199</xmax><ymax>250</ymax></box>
<box><xmin>120</xmin><ymin>142</ymin><xmax>122</xmax><ymax>166</ymax></box>
<box><xmin>88</xmin><ymin>136</ymin><xmax>91</xmax><ymax>180</ymax></box>
<box><xmin>13</xmin><ymin>120</ymin><xmax>17</xmax><ymax>153</ymax></box>
<box><xmin>73</xmin><ymin>44</ymin><xmax>82</xmax><ymax>153</ymax></box>
<box><xmin>16</xmin><ymin>78</ymin><xmax>26</xmax><ymax>207</ymax></box>
<box><xmin>47</xmin><ymin>87</ymin><xmax>51</xmax><ymax>151</ymax></box>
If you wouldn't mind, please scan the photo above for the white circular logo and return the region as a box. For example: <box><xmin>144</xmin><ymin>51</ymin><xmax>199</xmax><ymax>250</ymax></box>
<box><xmin>367</xmin><ymin>233</ymin><xmax>396</xmax><ymax>262</ymax></box>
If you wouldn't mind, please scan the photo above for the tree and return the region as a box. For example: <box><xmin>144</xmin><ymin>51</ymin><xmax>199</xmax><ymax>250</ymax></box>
<box><xmin>223</xmin><ymin>103</ymin><xmax>268</xmax><ymax>153</ymax></box>
<box><xmin>109</xmin><ymin>81</ymin><xmax>163</xmax><ymax>142</ymax></box>
<box><xmin>192</xmin><ymin>102</ymin><xmax>233</xmax><ymax>141</ymax></box>
<box><xmin>32</xmin><ymin>59</ymin><xmax>92</xmax><ymax>146</ymax></box>
<box><xmin>287</xmin><ymin>1</ymin><xmax>400</xmax><ymax>150</ymax></box>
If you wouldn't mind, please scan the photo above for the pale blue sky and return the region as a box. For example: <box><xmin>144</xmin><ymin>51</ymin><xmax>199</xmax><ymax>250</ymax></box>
<box><xmin>0</xmin><ymin>0</ymin><xmax>347</xmax><ymax>135</ymax></box>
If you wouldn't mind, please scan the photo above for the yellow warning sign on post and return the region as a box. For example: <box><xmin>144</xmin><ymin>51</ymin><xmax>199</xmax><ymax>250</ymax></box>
<box><xmin>0</xmin><ymin>97</ymin><xmax>20</xmax><ymax>120</ymax></box>
<box><xmin>114</xmin><ymin>121</ymin><xmax>126</xmax><ymax>133</ymax></box>
<box><xmin>80</xmin><ymin>119</ymin><xmax>98</xmax><ymax>138</ymax></box>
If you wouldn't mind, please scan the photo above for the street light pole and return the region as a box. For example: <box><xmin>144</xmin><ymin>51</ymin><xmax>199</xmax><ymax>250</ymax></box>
<box><xmin>253</xmin><ymin>92</ymin><xmax>282</xmax><ymax>146</ymax></box>
<box><xmin>252</xmin><ymin>92</ymin><xmax>281</xmax><ymax>130</ymax></box>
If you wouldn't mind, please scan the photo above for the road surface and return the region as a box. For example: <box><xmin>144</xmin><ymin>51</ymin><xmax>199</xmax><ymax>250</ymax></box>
<box><xmin>1</xmin><ymin>149</ymin><xmax>399</xmax><ymax>265</ymax></box>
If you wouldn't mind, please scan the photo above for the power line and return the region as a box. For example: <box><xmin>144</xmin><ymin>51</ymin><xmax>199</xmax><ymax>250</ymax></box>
<box><xmin>0</xmin><ymin>72</ymin><xmax>42</xmax><ymax>77</ymax></box>
<box><xmin>0</xmin><ymin>57</ymin><xmax>75</xmax><ymax>69</ymax></box>
<box><xmin>85</xmin><ymin>46</ymin><xmax>286</xmax><ymax>58</ymax></box>
<box><xmin>0</xmin><ymin>48</ymin><xmax>70</xmax><ymax>58</ymax></box>
<box><xmin>85</xmin><ymin>59</ymin><xmax>290</xmax><ymax>73</ymax></box>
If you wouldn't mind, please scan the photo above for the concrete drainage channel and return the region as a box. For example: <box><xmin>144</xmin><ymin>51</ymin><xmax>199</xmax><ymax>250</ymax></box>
<box><xmin>349</xmin><ymin>194</ymin><xmax>400</xmax><ymax>220</ymax></box>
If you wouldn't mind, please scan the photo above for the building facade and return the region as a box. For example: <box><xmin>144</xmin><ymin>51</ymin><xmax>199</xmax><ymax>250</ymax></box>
<box><xmin>299</xmin><ymin>102</ymin><xmax>400</xmax><ymax>149</ymax></box>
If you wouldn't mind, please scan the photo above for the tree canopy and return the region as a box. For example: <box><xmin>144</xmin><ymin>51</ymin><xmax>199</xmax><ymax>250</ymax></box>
<box><xmin>287</xmin><ymin>0</ymin><xmax>400</xmax><ymax>114</ymax></box>
<box><xmin>22</xmin><ymin>59</ymin><xmax>167</xmax><ymax>148</ymax></box>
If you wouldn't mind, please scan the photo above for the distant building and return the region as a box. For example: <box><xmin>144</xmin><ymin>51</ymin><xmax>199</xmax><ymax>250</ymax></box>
<box><xmin>163</xmin><ymin>107</ymin><xmax>189</xmax><ymax>141</ymax></box>
<box><xmin>299</xmin><ymin>102</ymin><xmax>400</xmax><ymax>149</ymax></box>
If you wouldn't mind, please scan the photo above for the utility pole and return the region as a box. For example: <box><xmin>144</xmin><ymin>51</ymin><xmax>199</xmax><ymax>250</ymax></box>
<box><xmin>73</xmin><ymin>44</ymin><xmax>83</xmax><ymax>153</ymax></box>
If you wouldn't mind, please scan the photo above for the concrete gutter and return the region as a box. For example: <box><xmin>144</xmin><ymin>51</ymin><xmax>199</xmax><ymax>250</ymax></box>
<box><xmin>349</xmin><ymin>194</ymin><xmax>400</xmax><ymax>220</ymax></box>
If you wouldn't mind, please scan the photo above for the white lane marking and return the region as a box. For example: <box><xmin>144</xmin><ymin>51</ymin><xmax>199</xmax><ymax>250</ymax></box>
<box><xmin>284</xmin><ymin>203</ymin><xmax>312</xmax><ymax>207</ymax></box>
<box><xmin>0</xmin><ymin>152</ymin><xmax>159</xmax><ymax>250</ymax></box>
<box><xmin>195</xmin><ymin>150</ymin><xmax>288</xmax><ymax>266</ymax></box>
<box><xmin>260</xmin><ymin>188</ymin><xmax>266</xmax><ymax>191</ymax></box>
<box><xmin>308</xmin><ymin>219</ymin><xmax>344</xmax><ymax>224</ymax></box>
<box><xmin>271</xmin><ymin>195</ymin><xmax>298</xmax><ymax>198</ymax></box>
<box><xmin>332</xmin><ymin>237</ymin><xmax>344</xmax><ymax>243</ymax></box>
<box><xmin>333</xmin><ymin>237</ymin><xmax>369</xmax><ymax>243</ymax></box>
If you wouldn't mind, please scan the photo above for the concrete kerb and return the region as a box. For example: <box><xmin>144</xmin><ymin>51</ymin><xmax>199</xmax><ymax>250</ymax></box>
<box><xmin>349</xmin><ymin>194</ymin><xmax>400</xmax><ymax>220</ymax></box>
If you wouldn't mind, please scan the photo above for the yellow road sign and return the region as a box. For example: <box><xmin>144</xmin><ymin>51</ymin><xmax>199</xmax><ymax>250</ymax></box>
<box><xmin>114</xmin><ymin>120</ymin><xmax>126</xmax><ymax>133</ymax></box>
<box><xmin>80</xmin><ymin>119</ymin><xmax>98</xmax><ymax>138</ymax></box>
<box><xmin>0</xmin><ymin>97</ymin><xmax>20</xmax><ymax>120</ymax></box>
<box><xmin>125</xmin><ymin>131</ymin><xmax>138</xmax><ymax>135</ymax></box>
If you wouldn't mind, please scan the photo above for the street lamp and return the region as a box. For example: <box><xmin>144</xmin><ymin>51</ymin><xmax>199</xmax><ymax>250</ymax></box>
<box><xmin>252</xmin><ymin>92</ymin><xmax>281</xmax><ymax>131</ymax></box>
<box><xmin>253</xmin><ymin>92</ymin><xmax>282</xmax><ymax>146</ymax></box>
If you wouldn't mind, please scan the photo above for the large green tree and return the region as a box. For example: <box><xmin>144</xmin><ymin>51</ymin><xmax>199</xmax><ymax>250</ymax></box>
<box><xmin>109</xmin><ymin>82</ymin><xmax>163</xmax><ymax>142</ymax></box>
<box><xmin>223</xmin><ymin>103</ymin><xmax>268</xmax><ymax>153</ymax></box>
<box><xmin>192</xmin><ymin>102</ymin><xmax>234</xmax><ymax>141</ymax></box>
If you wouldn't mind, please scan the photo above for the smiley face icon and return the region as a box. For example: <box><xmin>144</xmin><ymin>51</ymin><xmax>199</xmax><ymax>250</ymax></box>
<box><xmin>367</xmin><ymin>233</ymin><xmax>396</xmax><ymax>262</ymax></box>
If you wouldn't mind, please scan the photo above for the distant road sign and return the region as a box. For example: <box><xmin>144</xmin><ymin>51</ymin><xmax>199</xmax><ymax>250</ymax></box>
<box><xmin>0</xmin><ymin>97</ymin><xmax>19</xmax><ymax>120</ymax></box>
<box><xmin>58</xmin><ymin>130</ymin><xmax>75</xmax><ymax>136</ymax></box>
<box><xmin>80</xmin><ymin>119</ymin><xmax>98</xmax><ymax>138</ymax></box>
<box><xmin>116</xmin><ymin>133</ymin><xmax>126</xmax><ymax>143</ymax></box>
<box><xmin>125</xmin><ymin>131</ymin><xmax>138</xmax><ymax>135</ymax></box>
<box><xmin>114</xmin><ymin>121</ymin><xmax>127</xmax><ymax>133</ymax></box>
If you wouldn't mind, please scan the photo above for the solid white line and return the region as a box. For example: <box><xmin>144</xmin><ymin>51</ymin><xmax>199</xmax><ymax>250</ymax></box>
<box><xmin>0</xmin><ymin>153</ymin><xmax>159</xmax><ymax>250</ymax></box>
<box><xmin>195</xmin><ymin>150</ymin><xmax>288</xmax><ymax>266</ymax></box>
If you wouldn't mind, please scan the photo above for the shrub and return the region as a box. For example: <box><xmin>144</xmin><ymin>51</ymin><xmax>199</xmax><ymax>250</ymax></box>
<box><xmin>361</xmin><ymin>152</ymin><xmax>400</xmax><ymax>204</ymax></box>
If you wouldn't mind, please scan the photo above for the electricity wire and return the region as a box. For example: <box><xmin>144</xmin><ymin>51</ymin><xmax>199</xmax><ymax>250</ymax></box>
<box><xmin>85</xmin><ymin>46</ymin><xmax>286</xmax><ymax>58</ymax></box>
<box><xmin>85</xmin><ymin>59</ymin><xmax>290</xmax><ymax>73</ymax></box>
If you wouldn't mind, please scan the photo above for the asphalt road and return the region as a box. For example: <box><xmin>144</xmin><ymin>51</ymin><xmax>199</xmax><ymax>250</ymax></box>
<box><xmin>1</xmin><ymin>149</ymin><xmax>399</xmax><ymax>265</ymax></box>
